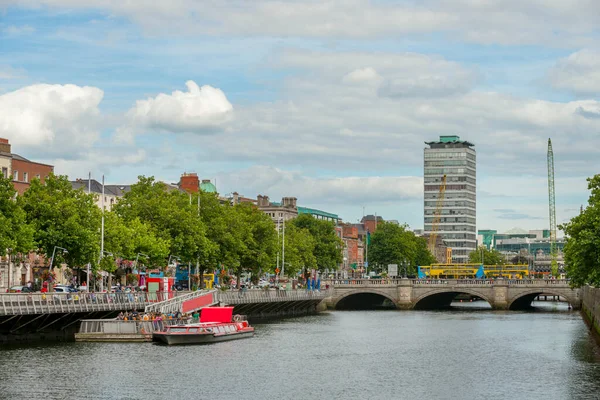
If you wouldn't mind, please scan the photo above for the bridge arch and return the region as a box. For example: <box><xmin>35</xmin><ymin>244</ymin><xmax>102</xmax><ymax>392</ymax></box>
<box><xmin>413</xmin><ymin>288</ymin><xmax>493</xmax><ymax>310</ymax></box>
<box><xmin>333</xmin><ymin>289</ymin><xmax>397</xmax><ymax>310</ymax></box>
<box><xmin>508</xmin><ymin>289</ymin><xmax>578</xmax><ymax>310</ymax></box>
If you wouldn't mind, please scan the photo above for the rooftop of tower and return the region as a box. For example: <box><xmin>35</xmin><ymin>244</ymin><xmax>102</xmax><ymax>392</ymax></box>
<box><xmin>425</xmin><ymin>135</ymin><xmax>474</xmax><ymax>148</ymax></box>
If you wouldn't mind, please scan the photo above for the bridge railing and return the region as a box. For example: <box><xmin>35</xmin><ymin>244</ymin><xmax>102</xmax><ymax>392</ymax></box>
<box><xmin>217</xmin><ymin>288</ymin><xmax>333</xmax><ymax>305</ymax></box>
<box><xmin>326</xmin><ymin>279</ymin><xmax>572</xmax><ymax>287</ymax></box>
<box><xmin>144</xmin><ymin>290</ymin><xmax>216</xmax><ymax>314</ymax></box>
<box><xmin>325</xmin><ymin>279</ymin><xmax>402</xmax><ymax>286</ymax></box>
<box><xmin>0</xmin><ymin>291</ymin><xmax>190</xmax><ymax>316</ymax></box>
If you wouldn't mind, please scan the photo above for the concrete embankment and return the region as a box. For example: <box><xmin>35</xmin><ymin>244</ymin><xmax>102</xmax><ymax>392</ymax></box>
<box><xmin>581</xmin><ymin>286</ymin><xmax>600</xmax><ymax>337</ymax></box>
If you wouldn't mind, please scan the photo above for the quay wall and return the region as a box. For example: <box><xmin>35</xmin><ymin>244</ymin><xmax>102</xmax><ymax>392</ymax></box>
<box><xmin>582</xmin><ymin>286</ymin><xmax>600</xmax><ymax>337</ymax></box>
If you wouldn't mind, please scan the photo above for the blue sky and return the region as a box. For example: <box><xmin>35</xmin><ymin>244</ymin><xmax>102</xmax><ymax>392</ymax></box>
<box><xmin>2</xmin><ymin>1</ymin><xmax>600</xmax><ymax>232</ymax></box>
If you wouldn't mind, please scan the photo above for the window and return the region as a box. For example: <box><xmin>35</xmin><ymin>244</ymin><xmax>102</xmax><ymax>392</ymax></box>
<box><xmin>36</xmin><ymin>174</ymin><xmax>40</xmax><ymax>179</ymax></box>
<box><xmin>1</xmin><ymin>167</ymin><xmax>6</xmax><ymax>177</ymax></box>
<box><xmin>13</xmin><ymin>170</ymin><xmax>18</xmax><ymax>181</ymax></box>
<box><xmin>23</xmin><ymin>172</ymin><xmax>28</xmax><ymax>183</ymax></box>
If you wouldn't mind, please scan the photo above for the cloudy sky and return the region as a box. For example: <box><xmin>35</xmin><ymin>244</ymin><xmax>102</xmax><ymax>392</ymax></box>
<box><xmin>1</xmin><ymin>1</ymin><xmax>600</xmax><ymax>232</ymax></box>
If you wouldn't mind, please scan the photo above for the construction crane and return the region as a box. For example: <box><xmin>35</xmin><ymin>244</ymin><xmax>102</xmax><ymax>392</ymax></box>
<box><xmin>547</xmin><ymin>138</ymin><xmax>558</xmax><ymax>276</ymax></box>
<box><xmin>428</xmin><ymin>174</ymin><xmax>447</xmax><ymax>257</ymax></box>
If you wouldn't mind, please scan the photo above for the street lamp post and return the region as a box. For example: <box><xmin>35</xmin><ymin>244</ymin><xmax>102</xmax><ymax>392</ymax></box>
<box><xmin>168</xmin><ymin>255</ymin><xmax>180</xmax><ymax>283</ymax></box>
<box><xmin>168</xmin><ymin>255</ymin><xmax>181</xmax><ymax>267</ymax></box>
<box><xmin>49</xmin><ymin>246</ymin><xmax>68</xmax><ymax>291</ymax></box>
<box><xmin>6</xmin><ymin>248</ymin><xmax>12</xmax><ymax>289</ymax></box>
<box><xmin>135</xmin><ymin>253</ymin><xmax>149</xmax><ymax>271</ymax></box>
<box><xmin>98</xmin><ymin>250</ymin><xmax>113</xmax><ymax>291</ymax></box>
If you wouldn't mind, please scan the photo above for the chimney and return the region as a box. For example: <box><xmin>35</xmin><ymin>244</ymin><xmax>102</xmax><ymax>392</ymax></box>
<box><xmin>282</xmin><ymin>197</ymin><xmax>297</xmax><ymax>209</ymax></box>
<box><xmin>179</xmin><ymin>172</ymin><xmax>199</xmax><ymax>193</ymax></box>
<box><xmin>0</xmin><ymin>138</ymin><xmax>10</xmax><ymax>154</ymax></box>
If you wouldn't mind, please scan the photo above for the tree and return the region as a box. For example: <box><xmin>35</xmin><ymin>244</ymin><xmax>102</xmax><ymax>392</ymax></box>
<box><xmin>468</xmin><ymin>246</ymin><xmax>506</xmax><ymax>265</ymax></box>
<box><xmin>20</xmin><ymin>174</ymin><xmax>101</xmax><ymax>268</ymax></box>
<box><xmin>194</xmin><ymin>191</ymin><xmax>233</xmax><ymax>287</ymax></box>
<box><xmin>282</xmin><ymin>222</ymin><xmax>317</xmax><ymax>277</ymax></box>
<box><xmin>113</xmin><ymin>176</ymin><xmax>208</xmax><ymax>267</ymax></box>
<box><xmin>231</xmin><ymin>203</ymin><xmax>278</xmax><ymax>285</ymax></box>
<box><xmin>0</xmin><ymin>172</ymin><xmax>34</xmax><ymax>256</ymax></box>
<box><xmin>103</xmin><ymin>212</ymin><xmax>170</xmax><ymax>268</ymax></box>
<box><xmin>291</xmin><ymin>214</ymin><xmax>343</xmax><ymax>272</ymax></box>
<box><xmin>368</xmin><ymin>222</ymin><xmax>433</xmax><ymax>275</ymax></box>
<box><xmin>413</xmin><ymin>235</ymin><xmax>437</xmax><ymax>267</ymax></box>
<box><xmin>559</xmin><ymin>175</ymin><xmax>600</xmax><ymax>287</ymax></box>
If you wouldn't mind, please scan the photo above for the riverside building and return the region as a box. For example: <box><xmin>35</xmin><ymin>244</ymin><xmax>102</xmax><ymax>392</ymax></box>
<box><xmin>424</xmin><ymin>135</ymin><xmax>476</xmax><ymax>263</ymax></box>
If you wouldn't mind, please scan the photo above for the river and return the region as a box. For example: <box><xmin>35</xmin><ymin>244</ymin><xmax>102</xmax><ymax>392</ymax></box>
<box><xmin>1</xmin><ymin>302</ymin><xmax>599</xmax><ymax>400</ymax></box>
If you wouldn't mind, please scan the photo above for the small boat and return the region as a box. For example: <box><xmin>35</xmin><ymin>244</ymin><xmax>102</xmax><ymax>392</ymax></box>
<box><xmin>152</xmin><ymin>306</ymin><xmax>254</xmax><ymax>345</ymax></box>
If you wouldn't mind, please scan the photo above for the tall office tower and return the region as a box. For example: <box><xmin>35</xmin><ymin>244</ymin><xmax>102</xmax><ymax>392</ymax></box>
<box><xmin>424</xmin><ymin>136</ymin><xmax>476</xmax><ymax>263</ymax></box>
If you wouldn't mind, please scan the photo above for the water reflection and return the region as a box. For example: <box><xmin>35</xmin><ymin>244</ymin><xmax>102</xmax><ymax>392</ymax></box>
<box><xmin>0</xmin><ymin>308</ymin><xmax>599</xmax><ymax>400</ymax></box>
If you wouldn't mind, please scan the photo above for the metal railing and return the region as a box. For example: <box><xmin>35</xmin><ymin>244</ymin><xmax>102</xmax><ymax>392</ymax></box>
<box><xmin>78</xmin><ymin>318</ymin><xmax>188</xmax><ymax>335</ymax></box>
<box><xmin>0</xmin><ymin>291</ymin><xmax>191</xmax><ymax>316</ymax></box>
<box><xmin>217</xmin><ymin>288</ymin><xmax>333</xmax><ymax>305</ymax></box>
<box><xmin>326</xmin><ymin>279</ymin><xmax>403</xmax><ymax>286</ymax></box>
<box><xmin>326</xmin><ymin>279</ymin><xmax>572</xmax><ymax>288</ymax></box>
<box><xmin>144</xmin><ymin>289</ymin><xmax>217</xmax><ymax>314</ymax></box>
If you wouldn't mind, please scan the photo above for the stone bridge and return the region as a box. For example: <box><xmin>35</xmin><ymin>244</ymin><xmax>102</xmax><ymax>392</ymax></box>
<box><xmin>325</xmin><ymin>279</ymin><xmax>581</xmax><ymax>310</ymax></box>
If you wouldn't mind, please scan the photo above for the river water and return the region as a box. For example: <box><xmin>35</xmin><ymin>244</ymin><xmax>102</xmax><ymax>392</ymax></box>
<box><xmin>1</xmin><ymin>302</ymin><xmax>599</xmax><ymax>400</ymax></box>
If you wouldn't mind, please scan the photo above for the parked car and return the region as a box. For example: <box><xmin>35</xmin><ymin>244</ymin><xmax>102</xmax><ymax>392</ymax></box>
<box><xmin>9</xmin><ymin>285</ymin><xmax>33</xmax><ymax>293</ymax></box>
<box><xmin>53</xmin><ymin>285</ymin><xmax>77</xmax><ymax>293</ymax></box>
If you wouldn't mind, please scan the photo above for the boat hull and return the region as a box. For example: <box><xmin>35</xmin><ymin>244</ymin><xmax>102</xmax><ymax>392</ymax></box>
<box><xmin>153</xmin><ymin>330</ymin><xmax>254</xmax><ymax>345</ymax></box>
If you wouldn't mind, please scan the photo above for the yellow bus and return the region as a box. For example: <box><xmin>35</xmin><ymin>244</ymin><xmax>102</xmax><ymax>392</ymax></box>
<box><xmin>418</xmin><ymin>264</ymin><xmax>529</xmax><ymax>279</ymax></box>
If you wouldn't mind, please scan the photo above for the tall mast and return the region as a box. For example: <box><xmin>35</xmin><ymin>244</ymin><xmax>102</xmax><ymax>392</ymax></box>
<box><xmin>547</xmin><ymin>138</ymin><xmax>557</xmax><ymax>276</ymax></box>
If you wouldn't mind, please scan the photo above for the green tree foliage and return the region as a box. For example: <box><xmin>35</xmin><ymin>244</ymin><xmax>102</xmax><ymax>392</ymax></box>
<box><xmin>369</xmin><ymin>222</ymin><xmax>434</xmax><ymax>275</ymax></box>
<box><xmin>291</xmin><ymin>214</ymin><xmax>343</xmax><ymax>271</ymax></box>
<box><xmin>413</xmin><ymin>235</ymin><xmax>437</xmax><ymax>267</ymax></box>
<box><xmin>103</xmin><ymin>212</ymin><xmax>170</xmax><ymax>267</ymax></box>
<box><xmin>20</xmin><ymin>174</ymin><xmax>101</xmax><ymax>267</ymax></box>
<box><xmin>282</xmin><ymin>222</ymin><xmax>317</xmax><ymax>276</ymax></box>
<box><xmin>231</xmin><ymin>203</ymin><xmax>278</xmax><ymax>283</ymax></box>
<box><xmin>559</xmin><ymin>175</ymin><xmax>600</xmax><ymax>287</ymax></box>
<box><xmin>194</xmin><ymin>191</ymin><xmax>233</xmax><ymax>283</ymax></box>
<box><xmin>0</xmin><ymin>172</ymin><xmax>34</xmax><ymax>255</ymax></box>
<box><xmin>468</xmin><ymin>246</ymin><xmax>506</xmax><ymax>265</ymax></box>
<box><xmin>113</xmin><ymin>176</ymin><xmax>208</xmax><ymax>266</ymax></box>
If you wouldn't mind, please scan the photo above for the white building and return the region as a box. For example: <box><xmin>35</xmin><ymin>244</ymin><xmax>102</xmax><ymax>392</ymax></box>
<box><xmin>424</xmin><ymin>135</ymin><xmax>477</xmax><ymax>263</ymax></box>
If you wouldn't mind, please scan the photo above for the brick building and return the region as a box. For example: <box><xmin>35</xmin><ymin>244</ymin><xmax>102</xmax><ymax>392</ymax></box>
<box><xmin>0</xmin><ymin>138</ymin><xmax>54</xmax><ymax>290</ymax></box>
<box><xmin>361</xmin><ymin>214</ymin><xmax>383</xmax><ymax>235</ymax></box>
<box><xmin>0</xmin><ymin>138</ymin><xmax>11</xmax><ymax>179</ymax></box>
<box><xmin>11</xmin><ymin>155</ymin><xmax>54</xmax><ymax>195</ymax></box>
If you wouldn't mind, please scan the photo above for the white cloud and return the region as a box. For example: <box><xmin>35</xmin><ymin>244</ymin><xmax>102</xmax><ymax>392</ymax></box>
<box><xmin>7</xmin><ymin>0</ymin><xmax>600</xmax><ymax>45</ymax></box>
<box><xmin>116</xmin><ymin>80</ymin><xmax>232</xmax><ymax>142</ymax></box>
<box><xmin>342</xmin><ymin>67</ymin><xmax>381</xmax><ymax>85</ymax></box>
<box><xmin>3</xmin><ymin>24</ymin><xmax>35</xmax><ymax>35</ymax></box>
<box><xmin>276</xmin><ymin>49</ymin><xmax>478</xmax><ymax>98</ymax></box>
<box><xmin>216</xmin><ymin>165</ymin><xmax>423</xmax><ymax>204</ymax></box>
<box><xmin>52</xmin><ymin>148</ymin><xmax>147</xmax><ymax>179</ymax></box>
<box><xmin>0</xmin><ymin>65</ymin><xmax>26</xmax><ymax>80</ymax></box>
<box><xmin>0</xmin><ymin>83</ymin><xmax>103</xmax><ymax>158</ymax></box>
<box><xmin>548</xmin><ymin>49</ymin><xmax>600</xmax><ymax>95</ymax></box>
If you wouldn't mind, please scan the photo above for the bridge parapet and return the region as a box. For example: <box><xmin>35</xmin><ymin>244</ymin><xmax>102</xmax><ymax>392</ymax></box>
<box><xmin>327</xmin><ymin>279</ymin><xmax>579</xmax><ymax>310</ymax></box>
<box><xmin>218</xmin><ymin>289</ymin><xmax>332</xmax><ymax>305</ymax></box>
<box><xmin>0</xmin><ymin>291</ymin><xmax>187</xmax><ymax>316</ymax></box>
<box><xmin>327</xmin><ymin>279</ymin><xmax>572</xmax><ymax>288</ymax></box>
